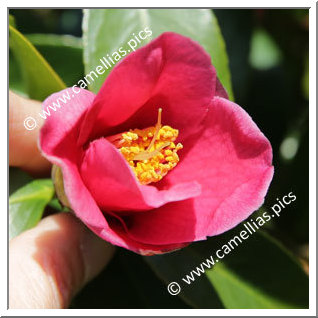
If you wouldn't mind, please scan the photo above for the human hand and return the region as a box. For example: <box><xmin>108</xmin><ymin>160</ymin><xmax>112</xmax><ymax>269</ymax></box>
<box><xmin>9</xmin><ymin>91</ymin><xmax>115</xmax><ymax>308</ymax></box>
<box><xmin>9</xmin><ymin>91</ymin><xmax>51</xmax><ymax>175</ymax></box>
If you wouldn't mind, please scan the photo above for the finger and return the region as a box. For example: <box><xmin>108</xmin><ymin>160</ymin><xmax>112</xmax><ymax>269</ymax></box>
<box><xmin>9</xmin><ymin>91</ymin><xmax>51</xmax><ymax>175</ymax></box>
<box><xmin>9</xmin><ymin>213</ymin><xmax>115</xmax><ymax>308</ymax></box>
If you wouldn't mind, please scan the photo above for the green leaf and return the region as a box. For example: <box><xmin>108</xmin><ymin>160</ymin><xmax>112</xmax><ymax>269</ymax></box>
<box><xmin>9</xmin><ymin>52</ymin><xmax>27</xmax><ymax>96</ymax></box>
<box><xmin>9</xmin><ymin>14</ymin><xmax>16</xmax><ymax>28</ymax></box>
<box><xmin>9</xmin><ymin>25</ymin><xmax>66</xmax><ymax>101</ymax></box>
<box><xmin>26</xmin><ymin>34</ymin><xmax>84</xmax><ymax>87</ymax></box>
<box><xmin>249</xmin><ymin>28</ymin><xmax>282</xmax><ymax>70</ymax></box>
<box><xmin>145</xmin><ymin>228</ymin><xmax>308</xmax><ymax>309</ymax></box>
<box><xmin>27</xmin><ymin>33</ymin><xmax>82</xmax><ymax>48</ymax></box>
<box><xmin>144</xmin><ymin>248</ymin><xmax>224</xmax><ymax>308</ymax></box>
<box><xmin>47</xmin><ymin>197</ymin><xmax>64</xmax><ymax>211</ymax></box>
<box><xmin>9</xmin><ymin>167</ymin><xmax>32</xmax><ymax>195</ymax></box>
<box><xmin>48</xmin><ymin>197</ymin><xmax>70</xmax><ymax>212</ymax></box>
<box><xmin>9</xmin><ymin>179</ymin><xmax>55</xmax><ymax>240</ymax></box>
<box><xmin>71</xmin><ymin>249</ymin><xmax>190</xmax><ymax>308</ymax></box>
<box><xmin>83</xmin><ymin>9</ymin><xmax>233</xmax><ymax>99</ymax></box>
<box><xmin>302</xmin><ymin>56</ymin><xmax>309</xmax><ymax>100</ymax></box>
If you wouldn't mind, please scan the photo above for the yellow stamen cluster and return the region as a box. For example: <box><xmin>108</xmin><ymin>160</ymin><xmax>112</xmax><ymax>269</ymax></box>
<box><xmin>109</xmin><ymin>109</ymin><xmax>183</xmax><ymax>185</ymax></box>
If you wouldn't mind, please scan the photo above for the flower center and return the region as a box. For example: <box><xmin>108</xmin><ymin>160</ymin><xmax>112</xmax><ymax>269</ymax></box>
<box><xmin>107</xmin><ymin>108</ymin><xmax>183</xmax><ymax>185</ymax></box>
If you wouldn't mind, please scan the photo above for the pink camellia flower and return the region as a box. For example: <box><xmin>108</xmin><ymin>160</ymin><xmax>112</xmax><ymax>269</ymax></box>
<box><xmin>39</xmin><ymin>32</ymin><xmax>274</xmax><ymax>255</ymax></box>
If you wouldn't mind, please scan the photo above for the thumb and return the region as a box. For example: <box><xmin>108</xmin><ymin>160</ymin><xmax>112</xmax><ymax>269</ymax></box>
<box><xmin>9</xmin><ymin>213</ymin><xmax>115</xmax><ymax>308</ymax></box>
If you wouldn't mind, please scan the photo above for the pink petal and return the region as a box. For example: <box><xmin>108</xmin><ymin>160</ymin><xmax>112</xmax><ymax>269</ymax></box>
<box><xmin>39</xmin><ymin>87</ymin><xmax>96</xmax><ymax>159</ymax></box>
<box><xmin>78</xmin><ymin>32</ymin><xmax>216</xmax><ymax>145</ymax></box>
<box><xmin>39</xmin><ymin>88</ymin><xmax>108</xmax><ymax>234</ymax></box>
<box><xmin>43</xmin><ymin>151</ymin><xmax>186</xmax><ymax>254</ymax></box>
<box><xmin>80</xmin><ymin>138</ymin><xmax>201</xmax><ymax>212</ymax></box>
<box><xmin>123</xmin><ymin>97</ymin><xmax>273</xmax><ymax>244</ymax></box>
<box><xmin>39</xmin><ymin>90</ymin><xmax>187</xmax><ymax>254</ymax></box>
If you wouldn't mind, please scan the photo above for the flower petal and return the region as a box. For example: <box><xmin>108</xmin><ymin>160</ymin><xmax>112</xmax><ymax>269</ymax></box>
<box><xmin>39</xmin><ymin>89</ymin><xmax>187</xmax><ymax>254</ymax></box>
<box><xmin>122</xmin><ymin>97</ymin><xmax>274</xmax><ymax>244</ymax></box>
<box><xmin>43</xmin><ymin>151</ymin><xmax>185</xmax><ymax>254</ymax></box>
<box><xmin>78</xmin><ymin>32</ymin><xmax>216</xmax><ymax>145</ymax></box>
<box><xmin>39</xmin><ymin>87</ymin><xmax>96</xmax><ymax>157</ymax></box>
<box><xmin>79</xmin><ymin>138</ymin><xmax>201</xmax><ymax>212</ymax></box>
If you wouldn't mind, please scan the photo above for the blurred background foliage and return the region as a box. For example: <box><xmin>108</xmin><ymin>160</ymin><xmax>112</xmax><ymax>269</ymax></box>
<box><xmin>9</xmin><ymin>9</ymin><xmax>309</xmax><ymax>309</ymax></box>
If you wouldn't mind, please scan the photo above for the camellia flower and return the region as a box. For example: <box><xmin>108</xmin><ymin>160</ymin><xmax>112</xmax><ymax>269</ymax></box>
<box><xmin>39</xmin><ymin>32</ymin><xmax>274</xmax><ymax>255</ymax></box>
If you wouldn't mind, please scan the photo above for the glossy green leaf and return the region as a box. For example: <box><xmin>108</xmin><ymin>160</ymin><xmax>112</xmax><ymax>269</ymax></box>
<box><xmin>26</xmin><ymin>34</ymin><xmax>84</xmax><ymax>87</ymax></box>
<box><xmin>9</xmin><ymin>25</ymin><xmax>66</xmax><ymax>101</ymax></box>
<box><xmin>9</xmin><ymin>14</ymin><xmax>16</xmax><ymax>27</ymax></box>
<box><xmin>9</xmin><ymin>179</ymin><xmax>54</xmax><ymax>239</ymax></box>
<box><xmin>145</xmin><ymin>228</ymin><xmax>308</xmax><ymax>309</ymax></box>
<box><xmin>83</xmin><ymin>9</ymin><xmax>233</xmax><ymax>99</ymax></box>
<box><xmin>9</xmin><ymin>17</ymin><xmax>26</xmax><ymax>96</ymax></box>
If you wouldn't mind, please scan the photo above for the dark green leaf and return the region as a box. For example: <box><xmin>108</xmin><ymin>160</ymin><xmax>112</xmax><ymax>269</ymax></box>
<box><xmin>9</xmin><ymin>25</ymin><xmax>66</xmax><ymax>101</ymax></box>
<box><xmin>48</xmin><ymin>197</ymin><xmax>70</xmax><ymax>212</ymax></box>
<box><xmin>71</xmin><ymin>249</ymin><xmax>190</xmax><ymax>308</ymax></box>
<box><xmin>26</xmin><ymin>34</ymin><xmax>84</xmax><ymax>87</ymax></box>
<box><xmin>27</xmin><ymin>33</ymin><xmax>82</xmax><ymax>48</ymax></box>
<box><xmin>9</xmin><ymin>179</ymin><xmax>54</xmax><ymax>239</ymax></box>
<box><xmin>9</xmin><ymin>167</ymin><xmax>32</xmax><ymax>195</ymax></box>
<box><xmin>47</xmin><ymin>197</ymin><xmax>64</xmax><ymax>211</ymax></box>
<box><xmin>145</xmin><ymin>228</ymin><xmax>308</xmax><ymax>309</ymax></box>
<box><xmin>302</xmin><ymin>56</ymin><xmax>309</xmax><ymax>99</ymax></box>
<box><xmin>9</xmin><ymin>52</ymin><xmax>27</xmax><ymax>96</ymax></box>
<box><xmin>144</xmin><ymin>248</ymin><xmax>224</xmax><ymax>308</ymax></box>
<box><xmin>83</xmin><ymin>9</ymin><xmax>233</xmax><ymax>99</ymax></box>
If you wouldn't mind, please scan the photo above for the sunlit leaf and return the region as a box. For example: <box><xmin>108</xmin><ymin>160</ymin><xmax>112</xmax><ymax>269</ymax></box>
<box><xmin>83</xmin><ymin>9</ymin><xmax>233</xmax><ymax>99</ymax></box>
<box><xmin>27</xmin><ymin>34</ymin><xmax>84</xmax><ymax>86</ymax></box>
<box><xmin>9</xmin><ymin>14</ymin><xmax>16</xmax><ymax>28</ymax></box>
<box><xmin>9</xmin><ymin>179</ymin><xmax>54</xmax><ymax>239</ymax></box>
<box><xmin>9</xmin><ymin>25</ymin><xmax>66</xmax><ymax>101</ymax></box>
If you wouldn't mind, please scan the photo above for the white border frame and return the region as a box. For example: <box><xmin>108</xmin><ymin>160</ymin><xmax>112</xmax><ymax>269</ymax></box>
<box><xmin>3</xmin><ymin>1</ymin><xmax>316</xmax><ymax>316</ymax></box>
